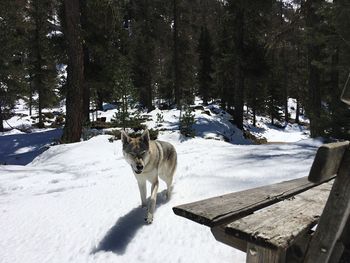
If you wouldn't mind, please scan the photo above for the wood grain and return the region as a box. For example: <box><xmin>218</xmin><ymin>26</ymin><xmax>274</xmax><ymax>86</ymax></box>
<box><xmin>246</xmin><ymin>243</ymin><xmax>286</xmax><ymax>263</ymax></box>
<box><xmin>173</xmin><ymin>176</ymin><xmax>334</xmax><ymax>227</ymax></box>
<box><xmin>224</xmin><ymin>181</ymin><xmax>333</xmax><ymax>250</ymax></box>
<box><xmin>211</xmin><ymin>225</ymin><xmax>247</xmax><ymax>252</ymax></box>
<box><xmin>308</xmin><ymin>141</ymin><xmax>349</xmax><ymax>183</ymax></box>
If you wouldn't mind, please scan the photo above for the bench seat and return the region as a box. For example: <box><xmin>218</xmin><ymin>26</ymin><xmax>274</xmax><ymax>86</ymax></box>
<box><xmin>225</xmin><ymin>180</ymin><xmax>333</xmax><ymax>250</ymax></box>
<box><xmin>173</xmin><ymin>175</ymin><xmax>334</xmax><ymax>228</ymax></box>
<box><xmin>173</xmin><ymin>141</ymin><xmax>350</xmax><ymax>263</ymax></box>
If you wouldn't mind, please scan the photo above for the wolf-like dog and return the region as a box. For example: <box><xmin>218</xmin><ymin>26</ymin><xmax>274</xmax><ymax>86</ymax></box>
<box><xmin>121</xmin><ymin>129</ymin><xmax>177</xmax><ymax>223</ymax></box>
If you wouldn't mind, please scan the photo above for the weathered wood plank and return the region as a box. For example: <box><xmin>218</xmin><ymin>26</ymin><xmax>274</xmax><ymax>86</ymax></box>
<box><xmin>342</xmin><ymin>215</ymin><xmax>350</xmax><ymax>253</ymax></box>
<box><xmin>173</xmin><ymin>176</ymin><xmax>334</xmax><ymax>227</ymax></box>
<box><xmin>308</xmin><ymin>141</ymin><xmax>349</xmax><ymax>183</ymax></box>
<box><xmin>211</xmin><ymin>225</ymin><xmax>247</xmax><ymax>252</ymax></box>
<box><xmin>211</xmin><ymin>218</ymin><xmax>313</xmax><ymax>261</ymax></box>
<box><xmin>341</xmin><ymin>73</ymin><xmax>350</xmax><ymax>105</ymax></box>
<box><xmin>285</xmin><ymin>232</ymin><xmax>312</xmax><ymax>263</ymax></box>
<box><xmin>304</xmin><ymin>148</ymin><xmax>350</xmax><ymax>263</ymax></box>
<box><xmin>335</xmin><ymin>215</ymin><xmax>350</xmax><ymax>262</ymax></box>
<box><xmin>224</xmin><ymin>181</ymin><xmax>333</xmax><ymax>250</ymax></box>
<box><xmin>246</xmin><ymin>243</ymin><xmax>286</xmax><ymax>263</ymax></box>
<box><xmin>327</xmin><ymin>215</ymin><xmax>350</xmax><ymax>262</ymax></box>
<box><xmin>328</xmin><ymin>241</ymin><xmax>345</xmax><ymax>263</ymax></box>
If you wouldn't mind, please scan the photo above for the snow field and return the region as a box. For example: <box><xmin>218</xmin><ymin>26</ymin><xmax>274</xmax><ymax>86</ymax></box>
<box><xmin>0</xmin><ymin>97</ymin><xmax>318</xmax><ymax>262</ymax></box>
<box><xmin>0</xmin><ymin>134</ymin><xmax>322</xmax><ymax>263</ymax></box>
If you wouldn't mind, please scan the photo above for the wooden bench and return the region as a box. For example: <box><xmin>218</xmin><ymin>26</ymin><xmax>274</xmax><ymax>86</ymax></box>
<box><xmin>173</xmin><ymin>81</ymin><xmax>350</xmax><ymax>263</ymax></box>
<box><xmin>173</xmin><ymin>140</ymin><xmax>350</xmax><ymax>263</ymax></box>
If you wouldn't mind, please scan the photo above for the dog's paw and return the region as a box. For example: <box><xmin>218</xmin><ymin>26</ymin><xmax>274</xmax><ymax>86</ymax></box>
<box><xmin>162</xmin><ymin>190</ymin><xmax>172</xmax><ymax>201</ymax></box>
<box><xmin>144</xmin><ymin>213</ymin><xmax>153</xmax><ymax>224</ymax></box>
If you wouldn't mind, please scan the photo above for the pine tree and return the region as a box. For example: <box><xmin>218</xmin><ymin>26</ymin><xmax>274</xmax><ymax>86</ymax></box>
<box><xmin>111</xmin><ymin>56</ymin><xmax>135</xmax><ymax>129</ymax></box>
<box><xmin>173</xmin><ymin>0</ymin><xmax>180</xmax><ymax>107</ymax></box>
<box><xmin>214</xmin><ymin>8</ymin><xmax>235</xmax><ymax>111</ymax></box>
<box><xmin>61</xmin><ymin>0</ymin><xmax>85</xmax><ymax>143</ymax></box>
<box><xmin>245</xmin><ymin>42</ymin><xmax>269</xmax><ymax>127</ymax></box>
<box><xmin>197</xmin><ymin>26</ymin><xmax>214</xmax><ymax>105</ymax></box>
<box><xmin>224</xmin><ymin>0</ymin><xmax>272</xmax><ymax>130</ymax></box>
<box><xmin>80</xmin><ymin>0</ymin><xmax>128</xmax><ymax>113</ymax></box>
<box><xmin>80</xmin><ymin>0</ymin><xmax>90</xmax><ymax>124</ymax></box>
<box><xmin>322</xmin><ymin>0</ymin><xmax>350</xmax><ymax>139</ymax></box>
<box><xmin>304</xmin><ymin>0</ymin><xmax>324</xmax><ymax>137</ymax></box>
<box><xmin>26</xmin><ymin>0</ymin><xmax>59</xmax><ymax>127</ymax></box>
<box><xmin>172</xmin><ymin>0</ymin><xmax>197</xmax><ymax>107</ymax></box>
<box><xmin>130</xmin><ymin>0</ymin><xmax>157</xmax><ymax>112</ymax></box>
<box><xmin>0</xmin><ymin>0</ymin><xmax>26</xmax><ymax>132</ymax></box>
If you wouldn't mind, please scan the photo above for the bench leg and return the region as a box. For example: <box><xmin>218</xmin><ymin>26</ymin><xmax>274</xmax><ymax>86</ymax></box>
<box><xmin>329</xmin><ymin>214</ymin><xmax>350</xmax><ymax>263</ymax></box>
<box><xmin>246</xmin><ymin>243</ymin><xmax>286</xmax><ymax>263</ymax></box>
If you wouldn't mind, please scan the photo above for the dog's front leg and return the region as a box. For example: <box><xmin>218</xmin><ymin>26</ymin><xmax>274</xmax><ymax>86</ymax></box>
<box><xmin>146</xmin><ymin>180</ymin><xmax>159</xmax><ymax>224</ymax></box>
<box><xmin>137</xmin><ymin>180</ymin><xmax>147</xmax><ymax>208</ymax></box>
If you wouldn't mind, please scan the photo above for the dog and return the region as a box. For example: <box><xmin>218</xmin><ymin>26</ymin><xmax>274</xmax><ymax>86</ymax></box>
<box><xmin>121</xmin><ymin>129</ymin><xmax>177</xmax><ymax>223</ymax></box>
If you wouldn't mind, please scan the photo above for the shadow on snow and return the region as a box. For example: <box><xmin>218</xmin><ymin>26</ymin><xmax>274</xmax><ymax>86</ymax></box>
<box><xmin>0</xmin><ymin>129</ymin><xmax>62</xmax><ymax>165</ymax></box>
<box><xmin>92</xmin><ymin>191</ymin><xmax>168</xmax><ymax>255</ymax></box>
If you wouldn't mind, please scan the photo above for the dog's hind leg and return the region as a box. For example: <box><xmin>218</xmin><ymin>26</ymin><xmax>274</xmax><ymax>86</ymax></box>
<box><xmin>159</xmin><ymin>170</ymin><xmax>172</xmax><ymax>200</ymax></box>
<box><xmin>164</xmin><ymin>176</ymin><xmax>173</xmax><ymax>200</ymax></box>
<box><xmin>164</xmin><ymin>161</ymin><xmax>177</xmax><ymax>200</ymax></box>
<box><xmin>146</xmin><ymin>180</ymin><xmax>159</xmax><ymax>224</ymax></box>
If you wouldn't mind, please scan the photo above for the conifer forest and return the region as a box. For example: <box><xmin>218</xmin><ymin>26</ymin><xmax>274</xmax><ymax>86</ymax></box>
<box><xmin>1</xmin><ymin>0</ymin><xmax>350</xmax><ymax>142</ymax></box>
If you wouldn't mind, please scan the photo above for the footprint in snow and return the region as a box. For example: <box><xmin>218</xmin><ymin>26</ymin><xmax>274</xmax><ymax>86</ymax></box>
<box><xmin>49</xmin><ymin>179</ymin><xmax>60</xmax><ymax>184</ymax></box>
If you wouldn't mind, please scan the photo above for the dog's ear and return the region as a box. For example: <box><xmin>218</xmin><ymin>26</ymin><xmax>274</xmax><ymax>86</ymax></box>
<box><xmin>141</xmin><ymin>129</ymin><xmax>150</xmax><ymax>146</ymax></box>
<box><xmin>121</xmin><ymin>130</ymin><xmax>130</xmax><ymax>146</ymax></box>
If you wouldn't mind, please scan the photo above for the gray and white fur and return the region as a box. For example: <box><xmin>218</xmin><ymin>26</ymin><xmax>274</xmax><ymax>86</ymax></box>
<box><xmin>121</xmin><ymin>129</ymin><xmax>177</xmax><ymax>223</ymax></box>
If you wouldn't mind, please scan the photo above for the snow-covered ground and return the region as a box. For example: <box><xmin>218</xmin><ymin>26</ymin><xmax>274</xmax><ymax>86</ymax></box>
<box><xmin>0</xmin><ymin>128</ymin><xmax>62</xmax><ymax>165</ymax></box>
<box><xmin>0</xmin><ymin>97</ymin><xmax>321</xmax><ymax>263</ymax></box>
<box><xmin>0</xmin><ymin>133</ymin><xmax>322</xmax><ymax>263</ymax></box>
<box><xmin>249</xmin><ymin>121</ymin><xmax>309</xmax><ymax>143</ymax></box>
<box><xmin>2</xmin><ymin>97</ymin><xmax>310</xmax><ymax>144</ymax></box>
<box><xmin>246</xmin><ymin>98</ymin><xmax>310</xmax><ymax>142</ymax></box>
<box><xmin>3</xmin><ymin>99</ymin><xmax>66</xmax><ymax>131</ymax></box>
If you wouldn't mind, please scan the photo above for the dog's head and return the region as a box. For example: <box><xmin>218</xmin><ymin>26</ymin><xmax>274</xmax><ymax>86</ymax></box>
<box><xmin>121</xmin><ymin>129</ymin><xmax>150</xmax><ymax>174</ymax></box>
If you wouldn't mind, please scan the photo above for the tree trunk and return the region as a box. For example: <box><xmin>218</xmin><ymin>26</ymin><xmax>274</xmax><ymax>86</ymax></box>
<box><xmin>145</xmin><ymin>0</ymin><xmax>153</xmax><ymax>112</ymax></box>
<box><xmin>96</xmin><ymin>92</ymin><xmax>103</xmax><ymax>111</ymax></box>
<box><xmin>330</xmin><ymin>46</ymin><xmax>340</xmax><ymax>136</ymax></box>
<box><xmin>34</xmin><ymin>0</ymin><xmax>44</xmax><ymax>128</ymax></box>
<box><xmin>29</xmin><ymin>79</ymin><xmax>33</xmax><ymax>116</ymax></box>
<box><xmin>252</xmin><ymin>101</ymin><xmax>256</xmax><ymax>127</ymax></box>
<box><xmin>305</xmin><ymin>0</ymin><xmax>322</xmax><ymax>137</ymax></box>
<box><xmin>271</xmin><ymin>98</ymin><xmax>275</xmax><ymax>126</ymax></box>
<box><xmin>61</xmin><ymin>0</ymin><xmax>85</xmax><ymax>143</ymax></box>
<box><xmin>146</xmin><ymin>73</ymin><xmax>153</xmax><ymax>112</ymax></box>
<box><xmin>38</xmin><ymin>82</ymin><xmax>43</xmax><ymax>127</ymax></box>
<box><xmin>80</xmin><ymin>0</ymin><xmax>90</xmax><ymax>125</ymax></box>
<box><xmin>173</xmin><ymin>0</ymin><xmax>180</xmax><ymax>108</ymax></box>
<box><xmin>296</xmin><ymin>98</ymin><xmax>300</xmax><ymax>124</ymax></box>
<box><xmin>234</xmin><ymin>7</ymin><xmax>244</xmax><ymax>130</ymax></box>
<box><xmin>0</xmin><ymin>104</ymin><xmax>4</xmax><ymax>132</ymax></box>
<box><xmin>283</xmin><ymin>62</ymin><xmax>289</xmax><ymax>123</ymax></box>
<box><xmin>295</xmin><ymin>46</ymin><xmax>301</xmax><ymax>125</ymax></box>
<box><xmin>308</xmin><ymin>46</ymin><xmax>322</xmax><ymax>137</ymax></box>
<box><xmin>280</xmin><ymin>1</ymin><xmax>289</xmax><ymax>124</ymax></box>
<box><xmin>82</xmin><ymin>46</ymin><xmax>90</xmax><ymax>124</ymax></box>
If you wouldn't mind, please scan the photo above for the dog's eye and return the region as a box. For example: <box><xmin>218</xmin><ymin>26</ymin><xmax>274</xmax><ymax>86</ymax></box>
<box><xmin>140</xmin><ymin>151</ymin><xmax>146</xmax><ymax>155</ymax></box>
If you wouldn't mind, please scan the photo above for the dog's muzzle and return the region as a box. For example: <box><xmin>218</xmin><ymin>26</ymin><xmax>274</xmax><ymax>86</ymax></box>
<box><xmin>134</xmin><ymin>164</ymin><xmax>143</xmax><ymax>174</ymax></box>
